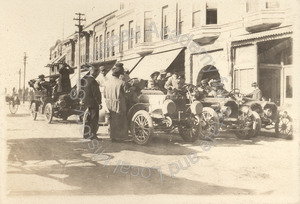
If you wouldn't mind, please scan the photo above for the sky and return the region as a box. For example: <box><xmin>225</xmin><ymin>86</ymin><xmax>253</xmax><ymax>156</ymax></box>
<box><xmin>0</xmin><ymin>0</ymin><xmax>122</xmax><ymax>92</ymax></box>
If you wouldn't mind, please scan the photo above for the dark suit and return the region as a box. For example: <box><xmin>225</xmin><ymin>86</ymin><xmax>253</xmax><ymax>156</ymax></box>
<box><xmin>82</xmin><ymin>75</ymin><xmax>102</xmax><ymax>139</ymax></box>
<box><xmin>57</xmin><ymin>66</ymin><xmax>74</xmax><ymax>93</ymax></box>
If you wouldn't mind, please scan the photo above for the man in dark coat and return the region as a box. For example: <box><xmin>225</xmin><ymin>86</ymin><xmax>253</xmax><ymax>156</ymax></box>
<box><xmin>57</xmin><ymin>64</ymin><xmax>75</xmax><ymax>94</ymax></box>
<box><xmin>82</xmin><ymin>66</ymin><xmax>102</xmax><ymax>140</ymax></box>
<box><xmin>104</xmin><ymin>63</ymin><xmax>131</xmax><ymax>142</ymax></box>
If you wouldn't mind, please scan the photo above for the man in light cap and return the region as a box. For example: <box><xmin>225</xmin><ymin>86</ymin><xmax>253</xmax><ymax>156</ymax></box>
<box><xmin>244</xmin><ymin>82</ymin><xmax>262</xmax><ymax>100</ymax></box>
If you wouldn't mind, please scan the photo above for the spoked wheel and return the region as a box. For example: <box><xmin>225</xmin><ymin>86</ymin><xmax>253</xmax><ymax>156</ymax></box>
<box><xmin>235</xmin><ymin>111</ymin><xmax>261</xmax><ymax>140</ymax></box>
<box><xmin>44</xmin><ymin>103</ymin><xmax>53</xmax><ymax>124</ymax></box>
<box><xmin>131</xmin><ymin>110</ymin><xmax>153</xmax><ymax>145</ymax></box>
<box><xmin>9</xmin><ymin>102</ymin><xmax>19</xmax><ymax>114</ymax></box>
<box><xmin>275</xmin><ymin>116</ymin><xmax>293</xmax><ymax>139</ymax></box>
<box><xmin>200</xmin><ymin>107</ymin><xmax>220</xmax><ymax>140</ymax></box>
<box><xmin>30</xmin><ymin>102</ymin><xmax>37</xmax><ymax>120</ymax></box>
<box><xmin>178</xmin><ymin>115</ymin><xmax>201</xmax><ymax>143</ymax></box>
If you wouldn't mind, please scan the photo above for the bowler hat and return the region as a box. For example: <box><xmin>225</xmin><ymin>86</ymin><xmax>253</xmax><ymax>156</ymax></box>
<box><xmin>38</xmin><ymin>74</ymin><xmax>45</xmax><ymax>79</ymax></box>
<box><xmin>115</xmin><ymin>63</ymin><xmax>124</xmax><ymax>68</ymax></box>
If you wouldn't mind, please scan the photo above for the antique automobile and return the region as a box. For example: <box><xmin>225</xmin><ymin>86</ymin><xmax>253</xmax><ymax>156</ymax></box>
<box><xmin>5</xmin><ymin>94</ymin><xmax>20</xmax><ymax>114</ymax></box>
<box><xmin>242</xmin><ymin>98</ymin><xmax>293</xmax><ymax>139</ymax></box>
<box><xmin>28</xmin><ymin>75</ymin><xmax>84</xmax><ymax>123</ymax></box>
<box><xmin>200</xmin><ymin>88</ymin><xmax>262</xmax><ymax>140</ymax></box>
<box><xmin>127</xmin><ymin>84</ymin><xmax>204</xmax><ymax>145</ymax></box>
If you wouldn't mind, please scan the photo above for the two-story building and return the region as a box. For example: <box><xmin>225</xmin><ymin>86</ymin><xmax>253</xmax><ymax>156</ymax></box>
<box><xmin>47</xmin><ymin>0</ymin><xmax>295</xmax><ymax>106</ymax></box>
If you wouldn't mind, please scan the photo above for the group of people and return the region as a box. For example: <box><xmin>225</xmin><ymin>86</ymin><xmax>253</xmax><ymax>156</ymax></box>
<box><xmin>83</xmin><ymin>63</ymin><xmax>141</xmax><ymax>142</ymax></box>
<box><xmin>199</xmin><ymin>78</ymin><xmax>262</xmax><ymax>100</ymax></box>
<box><xmin>29</xmin><ymin>64</ymin><xmax>75</xmax><ymax>99</ymax></box>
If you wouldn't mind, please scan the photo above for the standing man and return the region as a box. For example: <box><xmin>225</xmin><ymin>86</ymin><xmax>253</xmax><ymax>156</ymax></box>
<box><xmin>104</xmin><ymin>63</ymin><xmax>131</xmax><ymax>142</ymax></box>
<box><xmin>82</xmin><ymin>67</ymin><xmax>102</xmax><ymax>140</ymax></box>
<box><xmin>57</xmin><ymin>63</ymin><xmax>75</xmax><ymax>94</ymax></box>
<box><xmin>244</xmin><ymin>82</ymin><xmax>262</xmax><ymax>100</ymax></box>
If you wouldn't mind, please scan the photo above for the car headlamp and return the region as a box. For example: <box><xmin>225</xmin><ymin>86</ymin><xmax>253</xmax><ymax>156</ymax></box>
<box><xmin>264</xmin><ymin>108</ymin><xmax>273</xmax><ymax>117</ymax></box>
<box><xmin>162</xmin><ymin>99</ymin><xmax>176</xmax><ymax>115</ymax></box>
<box><xmin>191</xmin><ymin>101</ymin><xmax>203</xmax><ymax>115</ymax></box>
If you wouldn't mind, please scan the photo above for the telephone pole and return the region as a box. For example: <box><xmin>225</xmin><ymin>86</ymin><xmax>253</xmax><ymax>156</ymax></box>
<box><xmin>73</xmin><ymin>13</ymin><xmax>86</xmax><ymax>94</ymax></box>
<box><xmin>23</xmin><ymin>53</ymin><xmax>27</xmax><ymax>103</ymax></box>
<box><xmin>19</xmin><ymin>69</ymin><xmax>21</xmax><ymax>90</ymax></box>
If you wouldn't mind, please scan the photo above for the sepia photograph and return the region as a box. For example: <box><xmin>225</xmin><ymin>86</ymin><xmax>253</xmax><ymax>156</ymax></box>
<box><xmin>0</xmin><ymin>0</ymin><xmax>299</xmax><ymax>203</ymax></box>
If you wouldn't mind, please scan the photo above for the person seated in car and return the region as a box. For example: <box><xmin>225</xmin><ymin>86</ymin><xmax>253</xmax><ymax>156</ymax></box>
<box><xmin>198</xmin><ymin>78</ymin><xmax>211</xmax><ymax>97</ymax></box>
<box><xmin>34</xmin><ymin>74</ymin><xmax>47</xmax><ymax>91</ymax></box>
<box><xmin>120</xmin><ymin>67</ymin><xmax>130</xmax><ymax>82</ymax></box>
<box><xmin>243</xmin><ymin>82</ymin><xmax>262</xmax><ymax>101</ymax></box>
<box><xmin>164</xmin><ymin>71</ymin><xmax>185</xmax><ymax>96</ymax></box>
<box><xmin>157</xmin><ymin>71</ymin><xmax>169</xmax><ymax>94</ymax></box>
<box><xmin>148</xmin><ymin>71</ymin><xmax>160</xmax><ymax>90</ymax></box>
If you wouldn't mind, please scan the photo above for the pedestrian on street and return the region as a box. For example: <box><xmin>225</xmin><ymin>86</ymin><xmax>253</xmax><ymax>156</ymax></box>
<box><xmin>104</xmin><ymin>63</ymin><xmax>131</xmax><ymax>142</ymax></box>
<box><xmin>82</xmin><ymin>66</ymin><xmax>102</xmax><ymax>140</ymax></box>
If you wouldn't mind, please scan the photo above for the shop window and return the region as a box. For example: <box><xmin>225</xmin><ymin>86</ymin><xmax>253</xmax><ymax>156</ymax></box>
<box><xmin>144</xmin><ymin>12</ymin><xmax>152</xmax><ymax>42</ymax></box>
<box><xmin>286</xmin><ymin>76</ymin><xmax>292</xmax><ymax>98</ymax></box>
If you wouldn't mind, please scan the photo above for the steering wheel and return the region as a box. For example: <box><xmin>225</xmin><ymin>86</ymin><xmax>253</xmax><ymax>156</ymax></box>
<box><xmin>229</xmin><ymin>88</ymin><xmax>243</xmax><ymax>99</ymax></box>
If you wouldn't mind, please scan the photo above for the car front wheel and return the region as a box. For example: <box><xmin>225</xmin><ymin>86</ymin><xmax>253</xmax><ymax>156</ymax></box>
<box><xmin>131</xmin><ymin>110</ymin><xmax>153</xmax><ymax>145</ymax></box>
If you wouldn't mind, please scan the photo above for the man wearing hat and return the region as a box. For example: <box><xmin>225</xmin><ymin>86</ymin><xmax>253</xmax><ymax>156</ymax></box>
<box><xmin>148</xmin><ymin>71</ymin><xmax>160</xmax><ymax>89</ymax></box>
<box><xmin>104</xmin><ymin>63</ymin><xmax>131</xmax><ymax>142</ymax></box>
<box><xmin>57</xmin><ymin>63</ymin><xmax>75</xmax><ymax>95</ymax></box>
<box><xmin>82</xmin><ymin>66</ymin><xmax>102</xmax><ymax>140</ymax></box>
<box><xmin>34</xmin><ymin>74</ymin><xmax>46</xmax><ymax>91</ymax></box>
<box><xmin>244</xmin><ymin>82</ymin><xmax>262</xmax><ymax>100</ymax></box>
<box><xmin>164</xmin><ymin>71</ymin><xmax>185</xmax><ymax>94</ymax></box>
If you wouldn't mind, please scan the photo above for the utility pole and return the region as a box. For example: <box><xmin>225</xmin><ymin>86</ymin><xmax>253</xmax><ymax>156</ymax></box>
<box><xmin>23</xmin><ymin>53</ymin><xmax>27</xmax><ymax>103</ymax></box>
<box><xmin>73</xmin><ymin>13</ymin><xmax>86</xmax><ymax>95</ymax></box>
<box><xmin>19</xmin><ymin>69</ymin><xmax>21</xmax><ymax>90</ymax></box>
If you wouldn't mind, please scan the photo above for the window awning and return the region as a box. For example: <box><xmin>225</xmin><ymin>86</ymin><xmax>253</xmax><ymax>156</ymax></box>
<box><xmin>129</xmin><ymin>48</ymin><xmax>183</xmax><ymax>79</ymax></box>
<box><xmin>104</xmin><ymin>57</ymin><xmax>143</xmax><ymax>79</ymax></box>
<box><xmin>45</xmin><ymin>54</ymin><xmax>66</xmax><ymax>67</ymax></box>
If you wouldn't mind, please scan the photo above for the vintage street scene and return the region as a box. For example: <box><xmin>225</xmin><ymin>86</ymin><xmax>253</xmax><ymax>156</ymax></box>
<box><xmin>1</xmin><ymin>0</ymin><xmax>299</xmax><ymax>203</ymax></box>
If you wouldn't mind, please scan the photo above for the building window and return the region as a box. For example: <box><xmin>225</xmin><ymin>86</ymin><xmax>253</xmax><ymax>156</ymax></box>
<box><xmin>120</xmin><ymin>25</ymin><xmax>124</xmax><ymax>52</ymax></box>
<box><xmin>136</xmin><ymin>26</ymin><xmax>141</xmax><ymax>44</ymax></box>
<box><xmin>144</xmin><ymin>12</ymin><xmax>152</xmax><ymax>42</ymax></box>
<box><xmin>129</xmin><ymin>21</ymin><xmax>134</xmax><ymax>49</ymax></box>
<box><xmin>266</xmin><ymin>0</ymin><xmax>279</xmax><ymax>8</ymax></box>
<box><xmin>192</xmin><ymin>2</ymin><xmax>201</xmax><ymax>28</ymax></box>
<box><xmin>99</xmin><ymin>35</ymin><xmax>103</xmax><ymax>59</ymax></box>
<box><xmin>206</xmin><ymin>2</ymin><xmax>217</xmax><ymax>24</ymax></box>
<box><xmin>178</xmin><ymin>8</ymin><xmax>183</xmax><ymax>35</ymax></box>
<box><xmin>106</xmin><ymin>31</ymin><xmax>110</xmax><ymax>58</ymax></box>
<box><xmin>95</xmin><ymin>36</ymin><xmax>98</xmax><ymax>61</ymax></box>
<box><xmin>120</xmin><ymin>2</ymin><xmax>125</xmax><ymax>10</ymax></box>
<box><xmin>162</xmin><ymin>6</ymin><xmax>168</xmax><ymax>39</ymax></box>
<box><xmin>111</xmin><ymin>30</ymin><xmax>115</xmax><ymax>56</ymax></box>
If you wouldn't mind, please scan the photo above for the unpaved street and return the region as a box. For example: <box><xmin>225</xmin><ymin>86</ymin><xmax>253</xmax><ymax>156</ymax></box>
<box><xmin>4</xmin><ymin>103</ymin><xmax>299</xmax><ymax>202</ymax></box>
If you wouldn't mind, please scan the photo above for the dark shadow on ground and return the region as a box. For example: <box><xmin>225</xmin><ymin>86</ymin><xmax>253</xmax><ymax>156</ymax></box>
<box><xmin>7</xmin><ymin>138</ymin><xmax>253</xmax><ymax>196</ymax></box>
